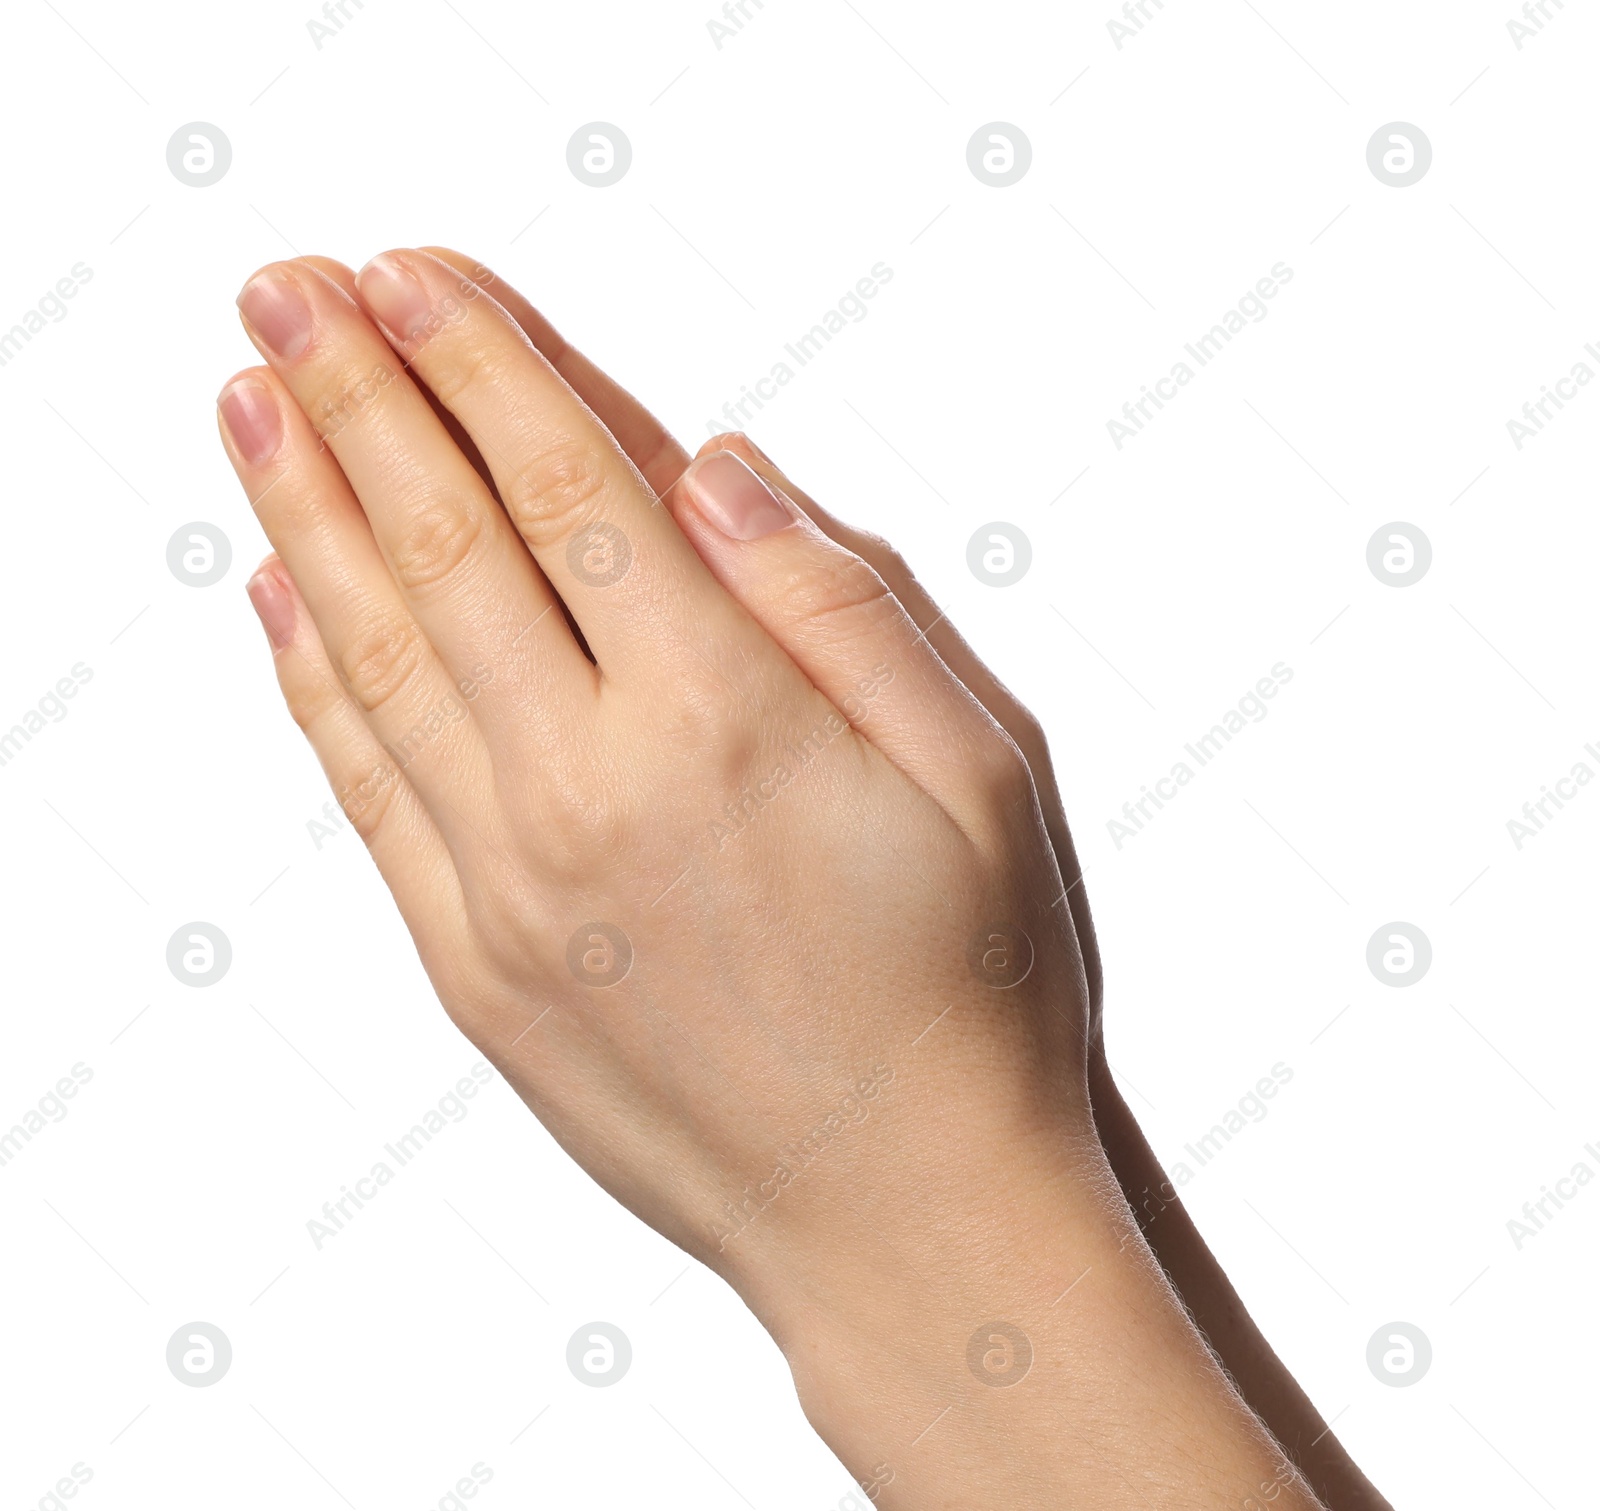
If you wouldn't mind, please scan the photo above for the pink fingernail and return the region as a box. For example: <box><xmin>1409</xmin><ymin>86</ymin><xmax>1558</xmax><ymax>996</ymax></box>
<box><xmin>237</xmin><ymin>273</ymin><xmax>313</xmax><ymax>360</ymax></box>
<box><xmin>356</xmin><ymin>253</ymin><xmax>435</xmax><ymax>342</ymax></box>
<box><xmin>218</xmin><ymin>379</ymin><xmax>282</xmax><ymax>466</ymax></box>
<box><xmin>247</xmin><ymin>561</ymin><xmax>297</xmax><ymax>650</ymax></box>
<box><xmin>688</xmin><ymin>452</ymin><xmax>794</xmax><ymax>541</ymax></box>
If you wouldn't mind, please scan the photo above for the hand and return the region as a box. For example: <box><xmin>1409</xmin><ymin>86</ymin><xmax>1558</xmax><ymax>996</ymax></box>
<box><xmin>221</xmin><ymin>243</ymin><xmax>1091</xmax><ymax>1283</ymax></box>
<box><xmin>219</xmin><ymin>247</ymin><xmax>1333</xmax><ymax>1510</ymax></box>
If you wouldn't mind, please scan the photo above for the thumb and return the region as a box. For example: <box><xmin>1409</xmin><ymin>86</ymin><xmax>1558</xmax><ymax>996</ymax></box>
<box><xmin>664</xmin><ymin>446</ymin><xmax>1032</xmax><ymax>841</ymax></box>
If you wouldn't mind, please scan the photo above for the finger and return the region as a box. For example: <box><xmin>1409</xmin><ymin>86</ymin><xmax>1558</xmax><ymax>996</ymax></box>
<box><xmin>235</xmin><ymin>259</ymin><xmax>588</xmax><ymax>723</ymax></box>
<box><xmin>295</xmin><ymin>254</ymin><xmax>506</xmax><ymax>494</ymax></box>
<box><xmin>701</xmin><ymin>435</ymin><xmax>1034</xmax><ymax>722</ymax></box>
<box><xmin>694</xmin><ymin>433</ymin><xmax>1103</xmax><ymax>1006</ymax></box>
<box><xmin>243</xmin><ymin>553</ymin><xmax>470</xmax><ymax>967</ymax></box>
<box><xmin>420</xmin><ymin>246</ymin><xmax>691</xmax><ymax>497</ymax></box>
<box><xmin>667</xmin><ymin>448</ymin><xmax>1020</xmax><ymax>834</ymax></box>
<box><xmin>352</xmin><ymin>249</ymin><xmax>751</xmax><ymax>682</ymax></box>
<box><xmin>218</xmin><ymin>364</ymin><xmax>497</xmax><ymax>844</ymax></box>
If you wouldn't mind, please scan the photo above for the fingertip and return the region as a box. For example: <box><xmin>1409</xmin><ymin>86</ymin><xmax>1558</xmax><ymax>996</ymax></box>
<box><xmin>217</xmin><ymin>369</ymin><xmax>284</xmax><ymax>466</ymax></box>
<box><xmin>235</xmin><ymin>259</ymin><xmax>288</xmax><ymax>304</ymax></box>
<box><xmin>216</xmin><ymin>364</ymin><xmax>271</xmax><ymax>404</ymax></box>
<box><xmin>245</xmin><ymin>555</ymin><xmax>297</xmax><ymax>651</ymax></box>
<box><xmin>353</xmin><ymin>250</ymin><xmax>435</xmax><ymax>342</ymax></box>
<box><xmin>698</xmin><ymin>431</ymin><xmax>765</xmax><ymax>466</ymax></box>
<box><xmin>682</xmin><ymin>450</ymin><xmax>797</xmax><ymax>541</ymax></box>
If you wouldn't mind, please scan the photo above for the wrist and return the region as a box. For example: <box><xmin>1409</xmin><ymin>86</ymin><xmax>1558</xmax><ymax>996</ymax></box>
<box><xmin>740</xmin><ymin>1126</ymin><xmax>1323</xmax><ymax>1511</ymax></box>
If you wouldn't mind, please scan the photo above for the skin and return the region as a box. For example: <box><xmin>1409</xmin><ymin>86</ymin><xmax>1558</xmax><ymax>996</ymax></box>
<box><xmin>218</xmin><ymin>246</ymin><xmax>1383</xmax><ymax>1510</ymax></box>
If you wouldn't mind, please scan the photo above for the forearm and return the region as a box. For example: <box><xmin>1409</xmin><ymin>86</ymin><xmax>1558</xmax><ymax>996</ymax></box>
<box><xmin>1088</xmin><ymin>1056</ymin><xmax>1390</xmax><ymax>1511</ymax></box>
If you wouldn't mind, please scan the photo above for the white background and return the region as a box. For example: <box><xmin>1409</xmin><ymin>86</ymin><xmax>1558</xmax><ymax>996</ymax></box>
<box><xmin>1</xmin><ymin>1</ymin><xmax>1595</xmax><ymax>1507</ymax></box>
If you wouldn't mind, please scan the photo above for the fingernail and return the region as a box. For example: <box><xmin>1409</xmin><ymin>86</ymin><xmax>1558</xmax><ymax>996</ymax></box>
<box><xmin>742</xmin><ymin>434</ymin><xmax>775</xmax><ymax>466</ymax></box>
<box><xmin>238</xmin><ymin>273</ymin><xmax>313</xmax><ymax>360</ymax></box>
<box><xmin>357</xmin><ymin>253</ymin><xmax>434</xmax><ymax>342</ymax></box>
<box><xmin>247</xmin><ymin>561</ymin><xmax>296</xmax><ymax>650</ymax></box>
<box><xmin>218</xmin><ymin>379</ymin><xmax>282</xmax><ymax>466</ymax></box>
<box><xmin>689</xmin><ymin>451</ymin><xmax>794</xmax><ymax>541</ymax></box>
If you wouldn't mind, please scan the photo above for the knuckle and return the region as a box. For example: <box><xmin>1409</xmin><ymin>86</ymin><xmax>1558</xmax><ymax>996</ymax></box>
<box><xmin>977</xmin><ymin>730</ymin><xmax>1037</xmax><ymax>808</ymax></box>
<box><xmin>308</xmin><ymin>356</ymin><xmax>402</xmax><ymax>442</ymax></box>
<box><xmin>465</xmin><ymin>902</ymin><xmax>536</xmax><ymax>991</ymax></box>
<box><xmin>851</xmin><ymin>526</ymin><xmax>900</xmax><ymax>568</ymax></box>
<box><xmin>661</xmin><ymin>667</ymin><xmax>760</xmax><ymax>771</ymax></box>
<box><xmin>338</xmin><ymin>762</ymin><xmax>403</xmax><ymax>847</ymax></box>
<box><xmin>777</xmin><ymin>551</ymin><xmax>897</xmax><ymax>639</ymax></box>
<box><xmin>338</xmin><ymin>617</ymin><xmax>428</xmax><ymax>715</ymax></box>
<box><xmin>415</xmin><ymin>314</ymin><xmax>500</xmax><ymax>408</ymax></box>
<box><xmin>505</xmin><ymin>436</ymin><xmax>613</xmax><ymax>548</ymax></box>
<box><xmin>543</xmin><ymin>783</ymin><xmax>635</xmax><ymax>881</ymax></box>
<box><xmin>390</xmin><ymin>498</ymin><xmax>485</xmax><ymax>593</ymax></box>
<box><xmin>280</xmin><ymin>668</ymin><xmax>344</xmax><ymax>737</ymax></box>
<box><xmin>1006</xmin><ymin>704</ymin><xmax>1048</xmax><ymax>762</ymax></box>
